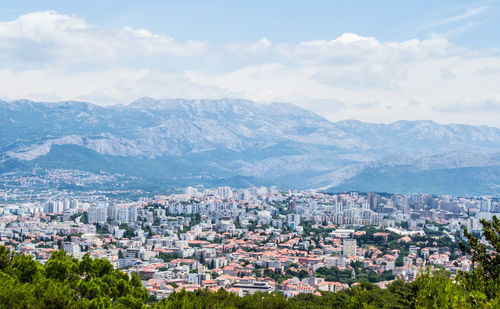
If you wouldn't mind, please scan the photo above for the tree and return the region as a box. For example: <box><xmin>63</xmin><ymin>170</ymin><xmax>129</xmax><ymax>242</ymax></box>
<box><xmin>413</xmin><ymin>270</ymin><xmax>471</xmax><ymax>308</ymax></box>
<box><xmin>0</xmin><ymin>246</ymin><xmax>13</xmax><ymax>270</ymax></box>
<box><xmin>0</xmin><ymin>246</ymin><xmax>149</xmax><ymax>308</ymax></box>
<box><xmin>10</xmin><ymin>254</ymin><xmax>39</xmax><ymax>283</ymax></box>
<box><xmin>297</xmin><ymin>270</ymin><xmax>309</xmax><ymax>279</ymax></box>
<box><xmin>199</xmin><ymin>252</ymin><xmax>205</xmax><ymax>265</ymax></box>
<box><xmin>159</xmin><ymin>252</ymin><xmax>180</xmax><ymax>262</ymax></box>
<box><xmin>459</xmin><ymin>215</ymin><xmax>500</xmax><ymax>304</ymax></box>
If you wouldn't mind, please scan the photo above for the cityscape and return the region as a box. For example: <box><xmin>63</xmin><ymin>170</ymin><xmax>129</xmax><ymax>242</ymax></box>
<box><xmin>1</xmin><ymin>182</ymin><xmax>498</xmax><ymax>299</ymax></box>
<box><xmin>1</xmin><ymin>1</ymin><xmax>500</xmax><ymax>308</ymax></box>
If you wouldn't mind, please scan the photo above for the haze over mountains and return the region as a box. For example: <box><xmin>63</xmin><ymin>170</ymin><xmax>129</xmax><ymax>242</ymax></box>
<box><xmin>2</xmin><ymin>98</ymin><xmax>500</xmax><ymax>195</ymax></box>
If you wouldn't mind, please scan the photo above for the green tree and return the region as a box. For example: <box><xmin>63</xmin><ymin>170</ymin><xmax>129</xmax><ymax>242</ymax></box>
<box><xmin>459</xmin><ymin>215</ymin><xmax>500</xmax><ymax>304</ymax></box>
<box><xmin>413</xmin><ymin>271</ymin><xmax>471</xmax><ymax>308</ymax></box>
<box><xmin>0</xmin><ymin>247</ymin><xmax>149</xmax><ymax>308</ymax></box>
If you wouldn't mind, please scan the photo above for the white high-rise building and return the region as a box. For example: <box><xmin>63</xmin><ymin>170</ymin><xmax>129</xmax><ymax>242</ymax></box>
<box><xmin>128</xmin><ymin>206</ymin><xmax>137</xmax><ymax>223</ymax></box>
<box><xmin>108</xmin><ymin>204</ymin><xmax>118</xmax><ymax>221</ymax></box>
<box><xmin>117</xmin><ymin>207</ymin><xmax>129</xmax><ymax>224</ymax></box>
<box><xmin>44</xmin><ymin>200</ymin><xmax>60</xmax><ymax>213</ymax></box>
<box><xmin>43</xmin><ymin>201</ymin><xmax>52</xmax><ymax>213</ymax></box>
<box><xmin>343</xmin><ymin>239</ymin><xmax>357</xmax><ymax>257</ymax></box>
<box><xmin>185</xmin><ymin>186</ymin><xmax>198</xmax><ymax>197</ymax></box>
<box><xmin>309</xmin><ymin>201</ymin><xmax>318</xmax><ymax>211</ymax></box>
<box><xmin>217</xmin><ymin>186</ymin><xmax>233</xmax><ymax>198</ymax></box>
<box><xmin>88</xmin><ymin>207</ymin><xmax>107</xmax><ymax>224</ymax></box>
<box><xmin>70</xmin><ymin>199</ymin><xmax>79</xmax><ymax>209</ymax></box>
<box><xmin>56</xmin><ymin>201</ymin><xmax>64</xmax><ymax>213</ymax></box>
<box><xmin>361</xmin><ymin>202</ymin><xmax>369</xmax><ymax>211</ymax></box>
<box><xmin>480</xmin><ymin>198</ymin><xmax>491</xmax><ymax>213</ymax></box>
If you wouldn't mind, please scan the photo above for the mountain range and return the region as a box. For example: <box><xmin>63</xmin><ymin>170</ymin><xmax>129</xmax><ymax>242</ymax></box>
<box><xmin>2</xmin><ymin>98</ymin><xmax>500</xmax><ymax>195</ymax></box>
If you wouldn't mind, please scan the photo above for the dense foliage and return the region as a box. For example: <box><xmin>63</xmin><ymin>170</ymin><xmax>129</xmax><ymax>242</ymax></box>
<box><xmin>152</xmin><ymin>282</ymin><xmax>407</xmax><ymax>309</ymax></box>
<box><xmin>0</xmin><ymin>216</ymin><xmax>498</xmax><ymax>308</ymax></box>
<box><xmin>0</xmin><ymin>248</ymin><xmax>148</xmax><ymax>308</ymax></box>
<box><xmin>459</xmin><ymin>216</ymin><xmax>500</xmax><ymax>304</ymax></box>
<box><xmin>314</xmin><ymin>266</ymin><xmax>395</xmax><ymax>285</ymax></box>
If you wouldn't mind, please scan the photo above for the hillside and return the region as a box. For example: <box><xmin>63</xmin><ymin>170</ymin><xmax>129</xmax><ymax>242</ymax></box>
<box><xmin>2</xmin><ymin>98</ymin><xmax>500</xmax><ymax>194</ymax></box>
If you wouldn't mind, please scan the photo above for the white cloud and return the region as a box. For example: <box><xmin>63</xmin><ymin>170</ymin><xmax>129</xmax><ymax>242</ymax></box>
<box><xmin>434</xmin><ymin>96</ymin><xmax>500</xmax><ymax>113</ymax></box>
<box><xmin>1</xmin><ymin>11</ymin><xmax>500</xmax><ymax>127</ymax></box>
<box><xmin>226</xmin><ymin>38</ymin><xmax>272</xmax><ymax>54</ymax></box>
<box><xmin>78</xmin><ymin>71</ymin><xmax>237</xmax><ymax>105</ymax></box>
<box><xmin>0</xmin><ymin>11</ymin><xmax>206</xmax><ymax>66</ymax></box>
<box><xmin>277</xmin><ymin>33</ymin><xmax>455</xmax><ymax>64</ymax></box>
<box><xmin>421</xmin><ymin>5</ymin><xmax>490</xmax><ymax>30</ymax></box>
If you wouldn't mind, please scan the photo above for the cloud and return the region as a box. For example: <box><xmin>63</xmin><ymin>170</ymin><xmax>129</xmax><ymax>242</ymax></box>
<box><xmin>414</xmin><ymin>4</ymin><xmax>491</xmax><ymax>37</ymax></box>
<box><xmin>77</xmin><ymin>71</ymin><xmax>237</xmax><ymax>105</ymax></box>
<box><xmin>434</xmin><ymin>97</ymin><xmax>500</xmax><ymax>113</ymax></box>
<box><xmin>276</xmin><ymin>33</ymin><xmax>455</xmax><ymax>64</ymax></box>
<box><xmin>1</xmin><ymin>11</ymin><xmax>500</xmax><ymax>127</ymax></box>
<box><xmin>440</xmin><ymin>68</ymin><xmax>456</xmax><ymax>79</ymax></box>
<box><xmin>0</xmin><ymin>11</ymin><xmax>206</xmax><ymax>67</ymax></box>
<box><xmin>427</xmin><ymin>5</ymin><xmax>490</xmax><ymax>28</ymax></box>
<box><xmin>226</xmin><ymin>38</ymin><xmax>272</xmax><ymax>54</ymax></box>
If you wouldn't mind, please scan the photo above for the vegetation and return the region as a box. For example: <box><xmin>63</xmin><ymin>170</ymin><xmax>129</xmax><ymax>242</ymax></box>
<box><xmin>314</xmin><ymin>266</ymin><xmax>395</xmax><ymax>285</ymax></box>
<box><xmin>0</xmin><ymin>248</ymin><xmax>148</xmax><ymax>308</ymax></box>
<box><xmin>158</xmin><ymin>252</ymin><xmax>180</xmax><ymax>262</ymax></box>
<box><xmin>0</xmin><ymin>216</ymin><xmax>498</xmax><ymax>308</ymax></box>
<box><xmin>459</xmin><ymin>215</ymin><xmax>500</xmax><ymax>304</ymax></box>
<box><xmin>119</xmin><ymin>224</ymin><xmax>137</xmax><ymax>239</ymax></box>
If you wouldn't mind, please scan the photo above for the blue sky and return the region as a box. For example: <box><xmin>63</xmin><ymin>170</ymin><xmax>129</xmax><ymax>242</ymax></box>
<box><xmin>0</xmin><ymin>1</ymin><xmax>499</xmax><ymax>126</ymax></box>
<box><xmin>1</xmin><ymin>1</ymin><xmax>498</xmax><ymax>46</ymax></box>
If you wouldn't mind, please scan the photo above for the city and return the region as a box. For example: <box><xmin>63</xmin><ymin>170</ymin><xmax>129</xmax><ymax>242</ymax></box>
<box><xmin>1</xmin><ymin>1</ymin><xmax>500</xmax><ymax>307</ymax></box>
<box><xmin>1</xmin><ymin>184</ymin><xmax>497</xmax><ymax>300</ymax></box>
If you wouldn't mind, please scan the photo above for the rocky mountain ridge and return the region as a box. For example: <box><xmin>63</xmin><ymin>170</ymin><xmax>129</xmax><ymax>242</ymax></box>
<box><xmin>2</xmin><ymin>98</ymin><xmax>500</xmax><ymax>194</ymax></box>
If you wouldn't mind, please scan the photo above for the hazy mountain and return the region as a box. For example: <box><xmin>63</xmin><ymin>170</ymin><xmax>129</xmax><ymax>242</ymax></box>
<box><xmin>2</xmin><ymin>98</ymin><xmax>500</xmax><ymax>195</ymax></box>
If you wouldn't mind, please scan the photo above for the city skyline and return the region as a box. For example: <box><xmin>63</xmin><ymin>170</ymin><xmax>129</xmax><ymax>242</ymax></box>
<box><xmin>1</xmin><ymin>183</ymin><xmax>497</xmax><ymax>302</ymax></box>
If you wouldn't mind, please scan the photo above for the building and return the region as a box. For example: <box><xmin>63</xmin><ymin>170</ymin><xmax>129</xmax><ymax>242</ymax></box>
<box><xmin>117</xmin><ymin>207</ymin><xmax>129</xmax><ymax>223</ymax></box>
<box><xmin>128</xmin><ymin>206</ymin><xmax>138</xmax><ymax>223</ymax></box>
<box><xmin>63</xmin><ymin>242</ymin><xmax>81</xmax><ymax>256</ymax></box>
<box><xmin>88</xmin><ymin>206</ymin><xmax>107</xmax><ymax>224</ymax></box>
<box><xmin>480</xmin><ymin>198</ymin><xmax>491</xmax><ymax>213</ymax></box>
<box><xmin>44</xmin><ymin>200</ymin><xmax>63</xmax><ymax>213</ymax></box>
<box><xmin>70</xmin><ymin>199</ymin><xmax>79</xmax><ymax>209</ymax></box>
<box><xmin>217</xmin><ymin>186</ymin><xmax>233</xmax><ymax>199</ymax></box>
<box><xmin>331</xmin><ymin>229</ymin><xmax>355</xmax><ymax>238</ymax></box>
<box><xmin>343</xmin><ymin>238</ymin><xmax>357</xmax><ymax>257</ymax></box>
<box><xmin>108</xmin><ymin>204</ymin><xmax>118</xmax><ymax>221</ymax></box>
<box><xmin>232</xmin><ymin>281</ymin><xmax>274</xmax><ymax>295</ymax></box>
<box><xmin>367</xmin><ymin>192</ymin><xmax>378</xmax><ymax>210</ymax></box>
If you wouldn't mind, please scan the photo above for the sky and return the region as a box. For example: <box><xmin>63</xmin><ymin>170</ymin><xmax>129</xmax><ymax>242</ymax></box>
<box><xmin>0</xmin><ymin>0</ymin><xmax>500</xmax><ymax>126</ymax></box>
